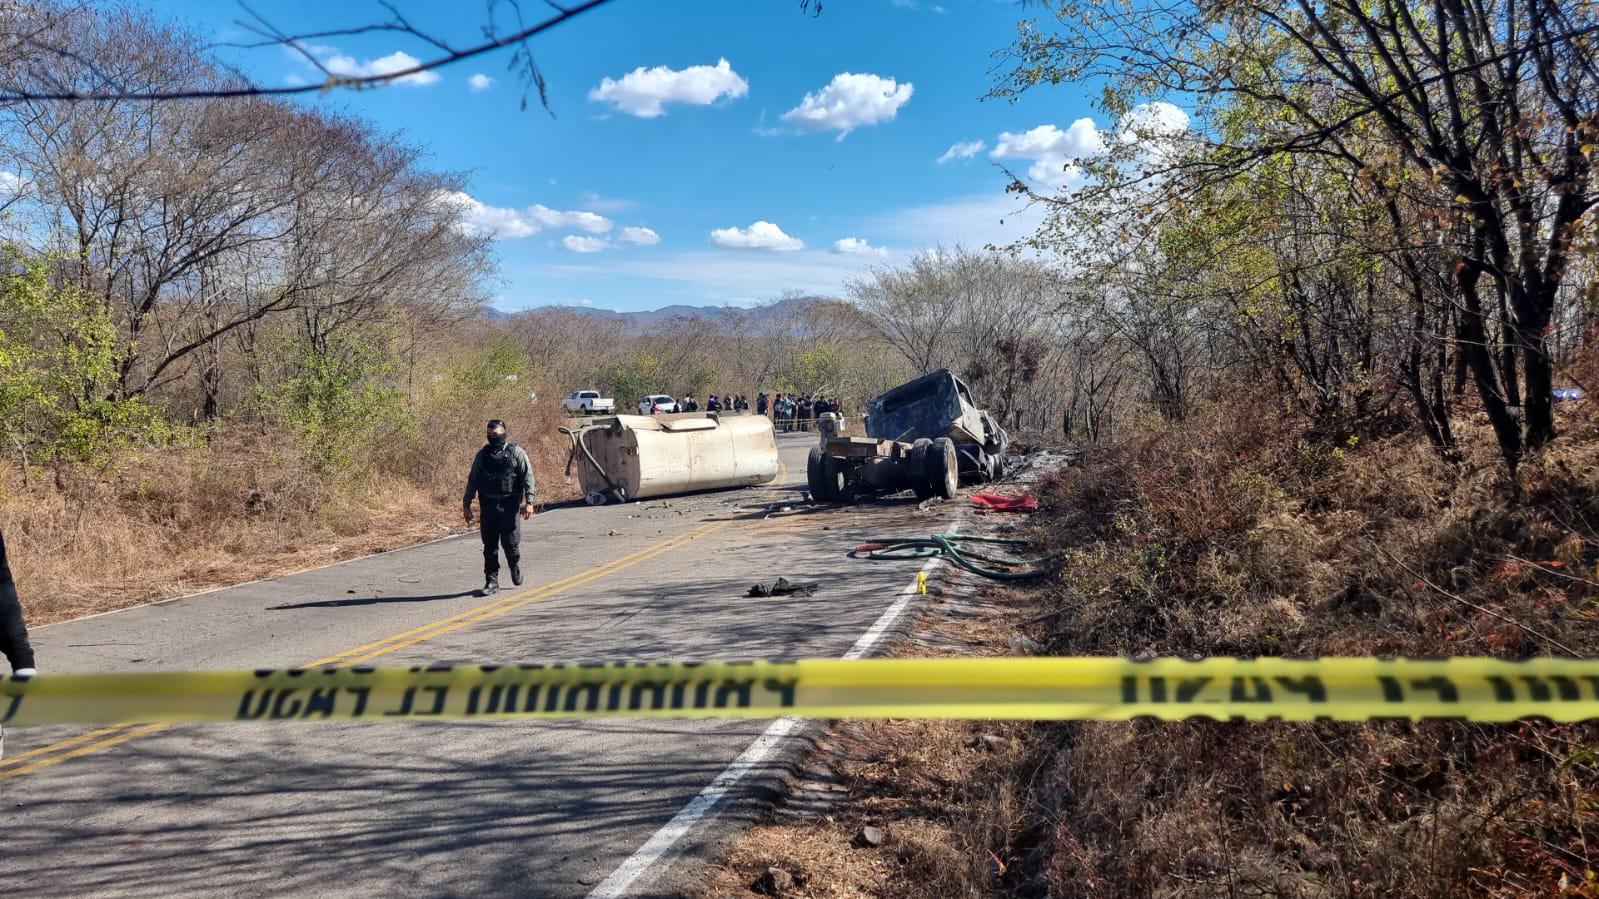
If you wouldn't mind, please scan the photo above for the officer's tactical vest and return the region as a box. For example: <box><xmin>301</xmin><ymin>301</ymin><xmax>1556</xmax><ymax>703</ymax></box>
<box><xmin>479</xmin><ymin>443</ymin><xmax>520</xmax><ymax>498</ymax></box>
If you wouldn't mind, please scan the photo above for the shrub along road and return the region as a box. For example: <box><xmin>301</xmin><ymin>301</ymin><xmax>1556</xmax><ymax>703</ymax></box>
<box><xmin>0</xmin><ymin>431</ymin><xmax>958</xmax><ymax>898</ymax></box>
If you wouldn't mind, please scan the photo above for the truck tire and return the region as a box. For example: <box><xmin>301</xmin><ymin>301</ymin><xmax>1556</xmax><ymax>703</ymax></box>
<box><xmin>825</xmin><ymin>453</ymin><xmax>856</xmax><ymax>503</ymax></box>
<box><xmin>909</xmin><ymin>440</ymin><xmax>934</xmax><ymax>499</ymax></box>
<box><xmin>927</xmin><ymin>437</ymin><xmax>958</xmax><ymax>500</ymax></box>
<box><xmin>807</xmin><ymin>446</ymin><xmax>834</xmax><ymax>502</ymax></box>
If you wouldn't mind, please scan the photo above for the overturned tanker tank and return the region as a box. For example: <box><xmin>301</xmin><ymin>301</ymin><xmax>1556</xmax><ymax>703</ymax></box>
<box><xmin>562</xmin><ymin>412</ymin><xmax>780</xmax><ymax>504</ymax></box>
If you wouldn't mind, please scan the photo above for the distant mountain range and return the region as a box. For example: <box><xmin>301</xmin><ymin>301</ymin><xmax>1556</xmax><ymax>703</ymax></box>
<box><xmin>485</xmin><ymin>295</ymin><xmax>837</xmax><ymax>335</ymax></box>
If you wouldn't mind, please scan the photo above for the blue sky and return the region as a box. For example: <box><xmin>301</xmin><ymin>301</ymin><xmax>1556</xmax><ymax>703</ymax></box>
<box><xmin>158</xmin><ymin>0</ymin><xmax>1115</xmax><ymax>312</ymax></box>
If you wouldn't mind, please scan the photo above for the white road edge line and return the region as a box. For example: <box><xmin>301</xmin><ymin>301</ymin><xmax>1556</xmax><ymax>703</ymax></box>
<box><xmin>585</xmin><ymin>513</ymin><xmax>966</xmax><ymax>899</ymax></box>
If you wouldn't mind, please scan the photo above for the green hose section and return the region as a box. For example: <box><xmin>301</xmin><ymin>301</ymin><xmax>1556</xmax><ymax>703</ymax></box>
<box><xmin>857</xmin><ymin>533</ymin><xmax>1056</xmax><ymax>581</ymax></box>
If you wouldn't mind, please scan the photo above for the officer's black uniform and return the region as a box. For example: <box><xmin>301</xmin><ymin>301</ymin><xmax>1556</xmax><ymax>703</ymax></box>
<box><xmin>463</xmin><ymin>437</ymin><xmax>535</xmax><ymax>588</ymax></box>
<box><xmin>0</xmin><ymin>531</ymin><xmax>36</xmax><ymax>672</ymax></box>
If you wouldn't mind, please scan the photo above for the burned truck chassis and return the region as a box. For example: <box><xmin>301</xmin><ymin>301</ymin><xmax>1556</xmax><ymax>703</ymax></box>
<box><xmin>806</xmin><ymin>435</ymin><xmax>963</xmax><ymax>502</ymax></box>
<box><xmin>806</xmin><ymin>369</ymin><xmax>1007</xmax><ymax>503</ymax></box>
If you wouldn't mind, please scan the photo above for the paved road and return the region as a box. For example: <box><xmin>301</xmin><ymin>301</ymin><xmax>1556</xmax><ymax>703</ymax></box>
<box><xmin>0</xmin><ymin>431</ymin><xmax>957</xmax><ymax>898</ymax></box>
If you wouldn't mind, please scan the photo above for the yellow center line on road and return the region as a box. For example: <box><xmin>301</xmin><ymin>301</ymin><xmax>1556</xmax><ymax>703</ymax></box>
<box><xmin>307</xmin><ymin>522</ymin><xmax>722</xmax><ymax>668</ymax></box>
<box><xmin>0</xmin><ymin>520</ymin><xmax>728</xmax><ymax>780</ymax></box>
<box><xmin>0</xmin><ymin>723</ymin><xmax>171</xmax><ymax>779</ymax></box>
<box><xmin>332</xmin><ymin>521</ymin><xmax>724</xmax><ymax>666</ymax></box>
<box><xmin>0</xmin><ymin>723</ymin><xmax>135</xmax><ymax>769</ymax></box>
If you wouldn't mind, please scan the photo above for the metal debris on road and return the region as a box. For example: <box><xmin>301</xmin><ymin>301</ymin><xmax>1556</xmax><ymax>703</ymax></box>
<box><xmin>852</xmin><ymin>533</ymin><xmax>1056</xmax><ymax>581</ymax></box>
<box><xmin>747</xmin><ymin>577</ymin><xmax>820</xmax><ymax>598</ymax></box>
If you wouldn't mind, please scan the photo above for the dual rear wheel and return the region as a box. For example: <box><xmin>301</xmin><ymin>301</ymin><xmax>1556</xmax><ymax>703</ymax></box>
<box><xmin>810</xmin><ymin>437</ymin><xmax>958</xmax><ymax>503</ymax></box>
<box><xmin>806</xmin><ymin>446</ymin><xmax>852</xmax><ymax>502</ymax></box>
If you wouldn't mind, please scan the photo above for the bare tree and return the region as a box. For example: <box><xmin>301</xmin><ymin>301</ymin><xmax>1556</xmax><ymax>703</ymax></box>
<box><xmin>996</xmin><ymin>0</ymin><xmax>1599</xmax><ymax>471</ymax></box>
<box><xmin>0</xmin><ymin>0</ymin><xmax>615</xmax><ymax>105</ymax></box>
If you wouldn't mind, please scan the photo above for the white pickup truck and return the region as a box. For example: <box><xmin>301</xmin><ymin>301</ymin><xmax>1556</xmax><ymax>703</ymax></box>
<box><xmin>638</xmin><ymin>394</ymin><xmax>678</xmax><ymax>414</ymax></box>
<box><xmin>562</xmin><ymin>390</ymin><xmax>615</xmax><ymax>415</ymax></box>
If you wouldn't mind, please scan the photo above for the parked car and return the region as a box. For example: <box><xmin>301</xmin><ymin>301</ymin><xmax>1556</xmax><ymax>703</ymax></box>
<box><xmin>562</xmin><ymin>390</ymin><xmax>615</xmax><ymax>415</ymax></box>
<box><xmin>638</xmin><ymin>394</ymin><xmax>678</xmax><ymax>414</ymax></box>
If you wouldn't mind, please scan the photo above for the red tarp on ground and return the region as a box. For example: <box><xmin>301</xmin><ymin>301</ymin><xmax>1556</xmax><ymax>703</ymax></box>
<box><xmin>970</xmin><ymin>492</ymin><xmax>1038</xmax><ymax>513</ymax></box>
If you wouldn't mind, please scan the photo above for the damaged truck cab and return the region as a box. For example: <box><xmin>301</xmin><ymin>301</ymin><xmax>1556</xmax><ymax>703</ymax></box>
<box><xmin>807</xmin><ymin>368</ymin><xmax>1008</xmax><ymax>503</ymax></box>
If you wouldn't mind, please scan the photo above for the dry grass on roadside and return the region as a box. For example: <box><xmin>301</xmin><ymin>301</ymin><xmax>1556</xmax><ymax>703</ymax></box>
<box><xmin>1027</xmin><ymin>390</ymin><xmax>1599</xmax><ymax>896</ymax></box>
<box><xmin>702</xmin><ymin>716</ymin><xmax>1043</xmax><ymax>899</ymax></box>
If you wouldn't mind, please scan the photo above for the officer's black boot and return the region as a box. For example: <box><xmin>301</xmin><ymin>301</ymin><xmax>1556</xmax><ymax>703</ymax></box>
<box><xmin>480</xmin><ymin>574</ymin><xmax>499</xmax><ymax>596</ymax></box>
<box><xmin>509</xmin><ymin>561</ymin><xmax>523</xmax><ymax>587</ymax></box>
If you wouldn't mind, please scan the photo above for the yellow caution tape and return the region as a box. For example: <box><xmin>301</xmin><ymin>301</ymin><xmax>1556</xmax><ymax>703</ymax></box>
<box><xmin>4</xmin><ymin>657</ymin><xmax>1599</xmax><ymax>727</ymax></box>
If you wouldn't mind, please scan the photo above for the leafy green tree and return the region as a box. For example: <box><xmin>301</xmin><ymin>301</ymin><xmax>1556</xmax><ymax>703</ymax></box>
<box><xmin>602</xmin><ymin>352</ymin><xmax>668</xmax><ymax>407</ymax></box>
<box><xmin>0</xmin><ymin>245</ymin><xmax>171</xmax><ymax>482</ymax></box>
<box><xmin>253</xmin><ymin>335</ymin><xmax>411</xmax><ymax>478</ymax></box>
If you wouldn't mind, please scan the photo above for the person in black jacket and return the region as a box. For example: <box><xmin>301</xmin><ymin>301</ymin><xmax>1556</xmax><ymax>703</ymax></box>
<box><xmin>0</xmin><ymin>531</ymin><xmax>35</xmax><ymax>678</ymax></box>
<box><xmin>1</xmin><ymin>530</ymin><xmax>37</xmax><ymax>759</ymax></box>
<box><xmin>462</xmin><ymin>420</ymin><xmax>536</xmax><ymax>596</ymax></box>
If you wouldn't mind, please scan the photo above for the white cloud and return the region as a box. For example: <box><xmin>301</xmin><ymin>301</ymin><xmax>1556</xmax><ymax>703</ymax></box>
<box><xmin>833</xmin><ymin>237</ymin><xmax>888</xmax><ymax>257</ymax></box>
<box><xmin>709</xmin><ymin>220</ymin><xmax>805</xmax><ymax>251</ymax></box>
<box><xmin>534</xmin><ymin>206</ymin><xmax>612</xmax><ymax>233</ymax></box>
<box><xmin>579</xmin><ymin>298</ymin><xmax>593</xmax><ymax>305</ymax></box>
<box><xmin>541</xmin><ymin>249</ymin><xmax>877</xmax><ymax>304</ymax></box>
<box><xmin>581</xmin><ymin>191</ymin><xmax>636</xmax><ymax>213</ymax></box>
<box><xmin>781</xmin><ymin>72</ymin><xmax>913</xmax><ymax>139</ymax></box>
<box><xmin>1119</xmin><ymin>100</ymin><xmax>1189</xmax><ymax>140</ymax></box>
<box><xmin>868</xmin><ymin>192</ymin><xmax>1048</xmax><ymax>249</ymax></box>
<box><xmin>990</xmin><ymin>119</ymin><xmax>1106</xmax><ymax>188</ymax></box>
<box><xmin>534</xmin><ymin>193</ymin><xmax>1056</xmax><ymax>306</ymax></box>
<box><xmin>588</xmin><ymin>58</ymin><xmax>748</xmax><ymax>118</ymax></box>
<box><xmin>936</xmin><ymin>139</ymin><xmax>986</xmax><ymax>164</ymax></box>
<box><xmin>437</xmin><ymin>191</ymin><xmax>613</xmax><ymax>239</ymax></box>
<box><xmin>986</xmin><ymin>104</ymin><xmax>1191</xmax><ymax>188</ymax></box>
<box><xmin>620</xmin><ymin>226</ymin><xmax>661</xmax><ymax>246</ymax></box>
<box><xmin>321</xmin><ymin>49</ymin><xmax>439</xmax><ymax>87</ymax></box>
<box><xmin>468</xmin><ymin>73</ymin><xmax>494</xmax><ymax>91</ymax></box>
<box><xmin>563</xmin><ymin>235</ymin><xmax>608</xmax><ymax>253</ymax></box>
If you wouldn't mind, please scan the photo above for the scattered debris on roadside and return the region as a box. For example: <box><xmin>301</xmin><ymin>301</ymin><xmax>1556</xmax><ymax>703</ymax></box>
<box><xmin>968</xmin><ymin>491</ymin><xmax>1038</xmax><ymax>513</ymax></box>
<box><xmin>747</xmin><ymin>577</ymin><xmax>820</xmax><ymax>598</ymax></box>
<box><xmin>851</xmin><ymin>825</ymin><xmax>887</xmax><ymax>849</ymax></box>
<box><xmin>850</xmin><ymin>533</ymin><xmax>1055</xmax><ymax>581</ymax></box>
<box><xmin>752</xmin><ymin>865</ymin><xmax>800</xmax><ymax>896</ymax></box>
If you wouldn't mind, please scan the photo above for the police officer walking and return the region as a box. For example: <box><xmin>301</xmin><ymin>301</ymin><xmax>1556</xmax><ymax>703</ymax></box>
<box><xmin>463</xmin><ymin>419</ymin><xmax>536</xmax><ymax>596</ymax></box>
<box><xmin>0</xmin><ymin>530</ymin><xmax>38</xmax><ymax>759</ymax></box>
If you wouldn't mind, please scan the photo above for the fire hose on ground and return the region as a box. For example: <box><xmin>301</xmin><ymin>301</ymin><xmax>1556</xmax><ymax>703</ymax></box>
<box><xmin>851</xmin><ymin>533</ymin><xmax>1056</xmax><ymax>581</ymax></box>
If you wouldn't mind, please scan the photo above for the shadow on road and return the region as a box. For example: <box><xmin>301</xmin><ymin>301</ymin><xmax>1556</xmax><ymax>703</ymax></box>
<box><xmin>0</xmin><ymin>718</ymin><xmax>792</xmax><ymax>898</ymax></box>
<box><xmin>268</xmin><ymin>590</ymin><xmax>477</xmax><ymax>610</ymax></box>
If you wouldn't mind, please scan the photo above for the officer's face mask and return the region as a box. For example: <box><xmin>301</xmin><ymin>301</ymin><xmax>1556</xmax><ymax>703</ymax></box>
<box><xmin>487</xmin><ymin>432</ymin><xmax>507</xmax><ymax>447</ymax></box>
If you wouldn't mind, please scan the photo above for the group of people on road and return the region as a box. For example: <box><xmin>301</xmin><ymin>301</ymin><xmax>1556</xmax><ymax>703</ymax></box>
<box><xmin>645</xmin><ymin>392</ymin><xmax>847</xmax><ymax>425</ymax></box>
<box><xmin>672</xmin><ymin>394</ymin><xmax>751</xmax><ymax>414</ymax></box>
<box><xmin>767</xmin><ymin>394</ymin><xmax>843</xmax><ymax>432</ymax></box>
